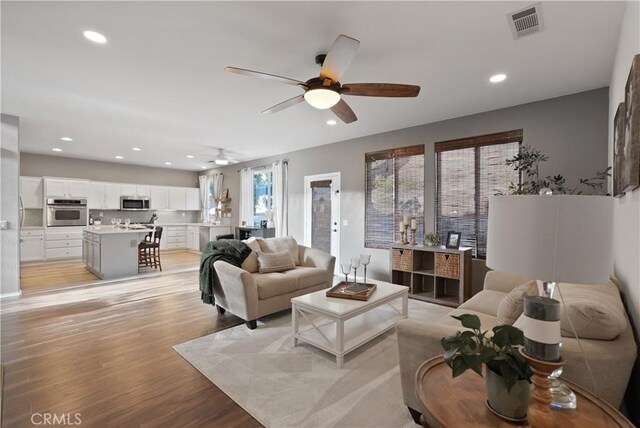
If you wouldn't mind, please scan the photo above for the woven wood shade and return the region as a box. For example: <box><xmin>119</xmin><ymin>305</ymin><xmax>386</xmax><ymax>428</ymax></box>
<box><xmin>436</xmin><ymin>131</ymin><xmax>522</xmax><ymax>257</ymax></box>
<box><xmin>365</xmin><ymin>145</ymin><xmax>425</xmax><ymax>249</ymax></box>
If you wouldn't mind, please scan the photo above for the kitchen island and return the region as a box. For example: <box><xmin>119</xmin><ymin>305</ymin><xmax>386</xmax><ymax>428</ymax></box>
<box><xmin>83</xmin><ymin>227</ymin><xmax>153</xmax><ymax>279</ymax></box>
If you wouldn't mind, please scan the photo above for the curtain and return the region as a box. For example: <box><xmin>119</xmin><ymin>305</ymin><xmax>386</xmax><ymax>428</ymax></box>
<box><xmin>272</xmin><ymin>160</ymin><xmax>288</xmax><ymax>237</ymax></box>
<box><xmin>239</xmin><ymin>167</ymin><xmax>254</xmax><ymax>227</ymax></box>
<box><xmin>198</xmin><ymin>175</ymin><xmax>210</xmax><ymax>223</ymax></box>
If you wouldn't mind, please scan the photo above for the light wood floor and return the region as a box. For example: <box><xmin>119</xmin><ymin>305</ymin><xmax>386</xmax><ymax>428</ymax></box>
<box><xmin>1</xmin><ymin>270</ymin><xmax>262</xmax><ymax>427</ymax></box>
<box><xmin>19</xmin><ymin>251</ymin><xmax>201</xmax><ymax>295</ymax></box>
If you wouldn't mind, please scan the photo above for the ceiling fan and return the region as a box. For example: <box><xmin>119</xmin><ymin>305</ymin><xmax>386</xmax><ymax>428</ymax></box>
<box><xmin>225</xmin><ymin>34</ymin><xmax>420</xmax><ymax>124</ymax></box>
<box><xmin>208</xmin><ymin>148</ymin><xmax>239</xmax><ymax>166</ymax></box>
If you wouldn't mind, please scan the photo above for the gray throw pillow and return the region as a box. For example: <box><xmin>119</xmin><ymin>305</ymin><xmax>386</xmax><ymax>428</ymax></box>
<box><xmin>257</xmin><ymin>250</ymin><xmax>296</xmax><ymax>274</ymax></box>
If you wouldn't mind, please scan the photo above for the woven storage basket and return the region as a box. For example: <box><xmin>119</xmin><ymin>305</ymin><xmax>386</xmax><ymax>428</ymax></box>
<box><xmin>435</xmin><ymin>253</ymin><xmax>460</xmax><ymax>279</ymax></box>
<box><xmin>392</xmin><ymin>249</ymin><xmax>413</xmax><ymax>271</ymax></box>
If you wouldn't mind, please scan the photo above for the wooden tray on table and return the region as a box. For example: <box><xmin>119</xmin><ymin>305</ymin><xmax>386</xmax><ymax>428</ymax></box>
<box><xmin>326</xmin><ymin>281</ymin><xmax>377</xmax><ymax>301</ymax></box>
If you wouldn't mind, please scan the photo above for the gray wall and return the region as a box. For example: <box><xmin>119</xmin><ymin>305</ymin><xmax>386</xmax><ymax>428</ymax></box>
<box><xmin>21</xmin><ymin>153</ymin><xmax>199</xmax><ymax>187</ymax></box>
<box><xmin>608</xmin><ymin>1</ymin><xmax>639</xmax><ymax>422</ymax></box>
<box><xmin>204</xmin><ymin>88</ymin><xmax>609</xmax><ymax>281</ymax></box>
<box><xmin>1</xmin><ymin>114</ymin><xmax>21</xmax><ymax>297</ymax></box>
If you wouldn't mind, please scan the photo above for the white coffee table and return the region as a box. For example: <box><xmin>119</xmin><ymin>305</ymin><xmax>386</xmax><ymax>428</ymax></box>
<box><xmin>291</xmin><ymin>278</ymin><xmax>408</xmax><ymax>367</ymax></box>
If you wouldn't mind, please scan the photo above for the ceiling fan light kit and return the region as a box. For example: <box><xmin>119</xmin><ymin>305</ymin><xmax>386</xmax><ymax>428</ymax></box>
<box><xmin>225</xmin><ymin>34</ymin><xmax>420</xmax><ymax>123</ymax></box>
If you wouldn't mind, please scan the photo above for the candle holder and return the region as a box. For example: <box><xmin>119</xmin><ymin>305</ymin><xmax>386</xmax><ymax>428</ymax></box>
<box><xmin>519</xmin><ymin>347</ymin><xmax>565</xmax><ymax>409</ymax></box>
<box><xmin>410</xmin><ymin>226</ymin><xmax>417</xmax><ymax>245</ymax></box>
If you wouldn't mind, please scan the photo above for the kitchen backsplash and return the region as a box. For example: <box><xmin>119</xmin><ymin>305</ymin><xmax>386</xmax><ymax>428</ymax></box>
<box><xmin>90</xmin><ymin>210</ymin><xmax>199</xmax><ymax>224</ymax></box>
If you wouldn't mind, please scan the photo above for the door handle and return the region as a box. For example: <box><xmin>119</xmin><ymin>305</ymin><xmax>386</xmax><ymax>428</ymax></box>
<box><xmin>332</xmin><ymin>229</ymin><xmax>337</xmax><ymax>232</ymax></box>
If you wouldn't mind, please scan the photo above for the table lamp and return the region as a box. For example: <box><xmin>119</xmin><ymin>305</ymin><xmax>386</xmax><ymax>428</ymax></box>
<box><xmin>486</xmin><ymin>195</ymin><xmax>613</xmax><ymax>409</ymax></box>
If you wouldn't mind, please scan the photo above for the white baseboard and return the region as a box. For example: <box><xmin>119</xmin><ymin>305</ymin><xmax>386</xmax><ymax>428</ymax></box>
<box><xmin>0</xmin><ymin>290</ymin><xmax>22</xmax><ymax>299</ymax></box>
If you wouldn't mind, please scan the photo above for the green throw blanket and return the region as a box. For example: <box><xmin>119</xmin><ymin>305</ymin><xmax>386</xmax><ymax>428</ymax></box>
<box><xmin>199</xmin><ymin>239</ymin><xmax>252</xmax><ymax>305</ymax></box>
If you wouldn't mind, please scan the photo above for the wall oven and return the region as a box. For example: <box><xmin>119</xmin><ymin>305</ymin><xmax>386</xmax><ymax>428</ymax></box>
<box><xmin>120</xmin><ymin>196</ymin><xmax>150</xmax><ymax>211</ymax></box>
<box><xmin>46</xmin><ymin>199</ymin><xmax>88</xmax><ymax>227</ymax></box>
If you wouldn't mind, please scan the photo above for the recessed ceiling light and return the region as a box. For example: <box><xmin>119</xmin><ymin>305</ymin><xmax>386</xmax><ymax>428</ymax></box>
<box><xmin>200</xmin><ymin>166</ymin><xmax>207</xmax><ymax>169</ymax></box>
<box><xmin>132</xmin><ymin>147</ymin><xmax>141</xmax><ymax>151</ymax></box>
<box><xmin>326</xmin><ymin>119</ymin><xmax>337</xmax><ymax>126</ymax></box>
<box><xmin>60</xmin><ymin>137</ymin><xmax>73</xmax><ymax>142</ymax></box>
<box><xmin>83</xmin><ymin>30</ymin><xmax>107</xmax><ymax>44</ymax></box>
<box><xmin>186</xmin><ymin>155</ymin><xmax>194</xmax><ymax>159</ymax></box>
<box><xmin>52</xmin><ymin>148</ymin><xmax>62</xmax><ymax>152</ymax></box>
<box><xmin>165</xmin><ymin>162</ymin><xmax>172</xmax><ymax>165</ymax></box>
<box><xmin>115</xmin><ymin>155</ymin><xmax>123</xmax><ymax>160</ymax></box>
<box><xmin>490</xmin><ymin>73</ymin><xmax>507</xmax><ymax>83</ymax></box>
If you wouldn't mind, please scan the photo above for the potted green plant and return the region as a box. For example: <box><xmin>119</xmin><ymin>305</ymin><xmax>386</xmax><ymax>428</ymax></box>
<box><xmin>441</xmin><ymin>314</ymin><xmax>532</xmax><ymax>421</ymax></box>
<box><xmin>424</xmin><ymin>232</ymin><xmax>439</xmax><ymax>246</ymax></box>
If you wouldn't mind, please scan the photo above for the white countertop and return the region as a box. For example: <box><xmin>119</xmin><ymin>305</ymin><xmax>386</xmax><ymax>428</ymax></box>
<box><xmin>85</xmin><ymin>226</ymin><xmax>152</xmax><ymax>235</ymax></box>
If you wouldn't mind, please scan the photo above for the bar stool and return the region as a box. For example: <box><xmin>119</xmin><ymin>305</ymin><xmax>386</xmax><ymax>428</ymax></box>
<box><xmin>138</xmin><ymin>226</ymin><xmax>163</xmax><ymax>271</ymax></box>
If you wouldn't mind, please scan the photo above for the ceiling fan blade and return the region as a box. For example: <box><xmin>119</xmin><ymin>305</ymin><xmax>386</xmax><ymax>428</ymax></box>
<box><xmin>330</xmin><ymin>99</ymin><xmax>357</xmax><ymax>124</ymax></box>
<box><xmin>261</xmin><ymin>94</ymin><xmax>305</xmax><ymax>114</ymax></box>
<box><xmin>225</xmin><ymin>66</ymin><xmax>306</xmax><ymax>87</ymax></box>
<box><xmin>341</xmin><ymin>83</ymin><xmax>421</xmax><ymax>97</ymax></box>
<box><xmin>320</xmin><ymin>35</ymin><xmax>360</xmax><ymax>82</ymax></box>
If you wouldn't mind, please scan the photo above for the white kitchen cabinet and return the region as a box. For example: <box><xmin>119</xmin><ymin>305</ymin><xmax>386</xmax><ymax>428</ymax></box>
<box><xmin>121</xmin><ymin>184</ymin><xmax>150</xmax><ymax>197</ymax></box>
<box><xmin>45</xmin><ymin>178</ymin><xmax>89</xmax><ymax>198</ymax></box>
<box><xmin>20</xmin><ymin>177</ymin><xmax>44</xmax><ymax>208</ymax></box>
<box><xmin>88</xmin><ymin>182</ymin><xmax>106</xmax><ymax>209</ymax></box>
<box><xmin>187</xmin><ymin>226</ymin><xmax>200</xmax><ymax>251</ymax></box>
<box><xmin>20</xmin><ymin>229</ymin><xmax>45</xmax><ymax>261</ymax></box>
<box><xmin>150</xmin><ymin>186</ymin><xmax>169</xmax><ymax>210</ymax></box>
<box><xmin>105</xmin><ymin>183</ymin><xmax>122</xmax><ymax>209</ymax></box>
<box><xmin>91</xmin><ymin>240</ymin><xmax>101</xmax><ymax>272</ymax></box>
<box><xmin>46</xmin><ymin>227</ymin><xmax>84</xmax><ymax>259</ymax></box>
<box><xmin>163</xmin><ymin>226</ymin><xmax>187</xmax><ymax>249</ymax></box>
<box><xmin>185</xmin><ymin>188</ymin><xmax>201</xmax><ymax>211</ymax></box>
<box><xmin>168</xmin><ymin>188</ymin><xmax>186</xmax><ymax>210</ymax></box>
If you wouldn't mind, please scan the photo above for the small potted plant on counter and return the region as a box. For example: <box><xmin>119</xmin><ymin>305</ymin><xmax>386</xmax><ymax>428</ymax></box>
<box><xmin>424</xmin><ymin>232</ymin><xmax>439</xmax><ymax>247</ymax></box>
<box><xmin>441</xmin><ymin>314</ymin><xmax>532</xmax><ymax>422</ymax></box>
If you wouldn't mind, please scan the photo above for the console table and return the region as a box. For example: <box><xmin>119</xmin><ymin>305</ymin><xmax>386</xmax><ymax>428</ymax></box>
<box><xmin>415</xmin><ymin>356</ymin><xmax>633</xmax><ymax>427</ymax></box>
<box><xmin>389</xmin><ymin>244</ymin><xmax>471</xmax><ymax>307</ymax></box>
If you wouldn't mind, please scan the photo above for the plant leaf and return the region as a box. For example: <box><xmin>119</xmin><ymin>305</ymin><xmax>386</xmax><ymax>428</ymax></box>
<box><xmin>452</xmin><ymin>314</ymin><xmax>481</xmax><ymax>330</ymax></box>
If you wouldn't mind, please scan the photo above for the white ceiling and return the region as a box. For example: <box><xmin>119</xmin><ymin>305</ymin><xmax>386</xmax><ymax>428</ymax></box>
<box><xmin>2</xmin><ymin>1</ymin><xmax>625</xmax><ymax>171</ymax></box>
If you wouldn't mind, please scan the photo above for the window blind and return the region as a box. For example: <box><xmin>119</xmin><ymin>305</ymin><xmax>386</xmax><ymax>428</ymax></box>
<box><xmin>365</xmin><ymin>145</ymin><xmax>425</xmax><ymax>249</ymax></box>
<box><xmin>435</xmin><ymin>130</ymin><xmax>521</xmax><ymax>257</ymax></box>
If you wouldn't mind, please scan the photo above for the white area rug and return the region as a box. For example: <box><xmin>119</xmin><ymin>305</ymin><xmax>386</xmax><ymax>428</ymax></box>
<box><xmin>174</xmin><ymin>299</ymin><xmax>450</xmax><ymax>428</ymax></box>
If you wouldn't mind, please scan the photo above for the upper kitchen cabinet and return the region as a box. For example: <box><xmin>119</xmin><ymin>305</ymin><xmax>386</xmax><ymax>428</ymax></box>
<box><xmin>45</xmin><ymin>178</ymin><xmax>89</xmax><ymax>199</ymax></box>
<box><xmin>185</xmin><ymin>188</ymin><xmax>200</xmax><ymax>210</ymax></box>
<box><xmin>88</xmin><ymin>182</ymin><xmax>106</xmax><ymax>209</ymax></box>
<box><xmin>120</xmin><ymin>184</ymin><xmax>150</xmax><ymax>197</ymax></box>
<box><xmin>168</xmin><ymin>187</ymin><xmax>186</xmax><ymax>210</ymax></box>
<box><xmin>20</xmin><ymin>176</ymin><xmax>43</xmax><ymax>208</ymax></box>
<box><xmin>104</xmin><ymin>183</ymin><xmax>121</xmax><ymax>209</ymax></box>
<box><xmin>150</xmin><ymin>186</ymin><xmax>169</xmax><ymax>210</ymax></box>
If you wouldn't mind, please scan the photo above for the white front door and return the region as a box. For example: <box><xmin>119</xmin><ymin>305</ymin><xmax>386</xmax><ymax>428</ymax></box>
<box><xmin>303</xmin><ymin>173</ymin><xmax>340</xmax><ymax>273</ymax></box>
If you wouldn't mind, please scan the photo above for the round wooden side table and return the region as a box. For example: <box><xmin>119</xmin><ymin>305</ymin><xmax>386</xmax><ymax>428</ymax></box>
<box><xmin>415</xmin><ymin>356</ymin><xmax>633</xmax><ymax>428</ymax></box>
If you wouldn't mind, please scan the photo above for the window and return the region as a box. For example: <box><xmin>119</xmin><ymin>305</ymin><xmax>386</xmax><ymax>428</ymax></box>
<box><xmin>365</xmin><ymin>145</ymin><xmax>425</xmax><ymax>249</ymax></box>
<box><xmin>435</xmin><ymin>130</ymin><xmax>522</xmax><ymax>258</ymax></box>
<box><xmin>253</xmin><ymin>169</ymin><xmax>273</xmax><ymax>225</ymax></box>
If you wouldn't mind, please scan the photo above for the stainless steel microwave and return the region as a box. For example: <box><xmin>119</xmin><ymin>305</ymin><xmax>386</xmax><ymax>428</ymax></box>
<box><xmin>120</xmin><ymin>196</ymin><xmax>150</xmax><ymax>211</ymax></box>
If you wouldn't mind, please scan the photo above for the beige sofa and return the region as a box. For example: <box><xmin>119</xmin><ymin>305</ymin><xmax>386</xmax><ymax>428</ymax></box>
<box><xmin>397</xmin><ymin>271</ymin><xmax>637</xmax><ymax>423</ymax></box>
<box><xmin>213</xmin><ymin>236</ymin><xmax>336</xmax><ymax>329</ymax></box>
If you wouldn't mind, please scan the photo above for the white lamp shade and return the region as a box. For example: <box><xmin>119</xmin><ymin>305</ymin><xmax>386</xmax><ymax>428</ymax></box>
<box><xmin>486</xmin><ymin>195</ymin><xmax>613</xmax><ymax>284</ymax></box>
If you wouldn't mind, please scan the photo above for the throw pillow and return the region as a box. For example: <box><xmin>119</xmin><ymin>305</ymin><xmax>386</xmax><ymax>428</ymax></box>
<box><xmin>496</xmin><ymin>280</ymin><xmax>538</xmax><ymax>325</ymax></box>
<box><xmin>558</xmin><ymin>281</ymin><xmax>627</xmax><ymax>340</ymax></box>
<box><xmin>257</xmin><ymin>236</ymin><xmax>300</xmax><ymax>265</ymax></box>
<box><xmin>257</xmin><ymin>250</ymin><xmax>296</xmax><ymax>274</ymax></box>
<box><xmin>240</xmin><ymin>237</ymin><xmax>261</xmax><ymax>273</ymax></box>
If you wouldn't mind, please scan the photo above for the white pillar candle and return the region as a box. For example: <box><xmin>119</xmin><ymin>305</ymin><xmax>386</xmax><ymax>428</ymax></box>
<box><xmin>403</xmin><ymin>214</ymin><xmax>409</xmax><ymax>225</ymax></box>
<box><xmin>399</xmin><ymin>221</ymin><xmax>405</xmax><ymax>231</ymax></box>
<box><xmin>411</xmin><ymin>219</ymin><xmax>417</xmax><ymax>230</ymax></box>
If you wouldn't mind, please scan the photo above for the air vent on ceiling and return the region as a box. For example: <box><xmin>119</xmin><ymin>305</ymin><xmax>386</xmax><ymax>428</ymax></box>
<box><xmin>508</xmin><ymin>3</ymin><xmax>543</xmax><ymax>39</ymax></box>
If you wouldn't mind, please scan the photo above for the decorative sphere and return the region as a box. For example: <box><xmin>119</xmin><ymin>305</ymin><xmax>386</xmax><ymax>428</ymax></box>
<box><xmin>539</xmin><ymin>187</ymin><xmax>553</xmax><ymax>195</ymax></box>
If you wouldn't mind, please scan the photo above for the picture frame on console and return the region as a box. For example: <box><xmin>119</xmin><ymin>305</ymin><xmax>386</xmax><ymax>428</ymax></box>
<box><xmin>445</xmin><ymin>231</ymin><xmax>461</xmax><ymax>249</ymax></box>
<box><xmin>613</xmin><ymin>102</ymin><xmax>626</xmax><ymax>197</ymax></box>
